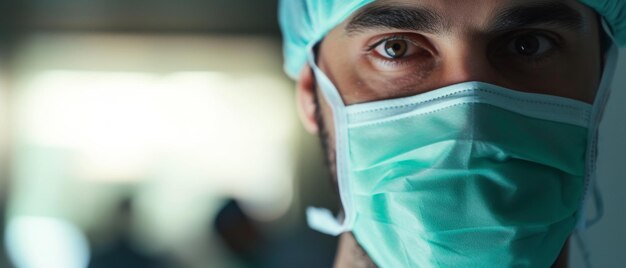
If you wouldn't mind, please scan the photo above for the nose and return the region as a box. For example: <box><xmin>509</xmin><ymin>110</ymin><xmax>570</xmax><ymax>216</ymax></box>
<box><xmin>436</xmin><ymin>41</ymin><xmax>503</xmax><ymax>87</ymax></box>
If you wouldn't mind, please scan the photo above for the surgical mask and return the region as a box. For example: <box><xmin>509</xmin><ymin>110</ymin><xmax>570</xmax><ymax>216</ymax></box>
<box><xmin>305</xmin><ymin>41</ymin><xmax>619</xmax><ymax>267</ymax></box>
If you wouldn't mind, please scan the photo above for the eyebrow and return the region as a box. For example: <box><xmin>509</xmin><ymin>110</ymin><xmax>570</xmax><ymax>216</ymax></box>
<box><xmin>345</xmin><ymin>1</ymin><xmax>584</xmax><ymax>35</ymax></box>
<box><xmin>345</xmin><ymin>4</ymin><xmax>445</xmax><ymax>35</ymax></box>
<box><xmin>490</xmin><ymin>2</ymin><xmax>584</xmax><ymax>32</ymax></box>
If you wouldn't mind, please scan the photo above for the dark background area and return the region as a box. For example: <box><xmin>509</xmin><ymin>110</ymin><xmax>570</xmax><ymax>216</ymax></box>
<box><xmin>0</xmin><ymin>1</ymin><xmax>341</xmax><ymax>268</ymax></box>
<box><xmin>0</xmin><ymin>0</ymin><xmax>280</xmax><ymax>34</ymax></box>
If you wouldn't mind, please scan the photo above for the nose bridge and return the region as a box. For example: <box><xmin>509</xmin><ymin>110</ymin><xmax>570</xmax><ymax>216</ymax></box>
<box><xmin>439</xmin><ymin>40</ymin><xmax>498</xmax><ymax>86</ymax></box>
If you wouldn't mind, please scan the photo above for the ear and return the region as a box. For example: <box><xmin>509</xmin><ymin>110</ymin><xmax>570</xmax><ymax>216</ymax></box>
<box><xmin>296</xmin><ymin>65</ymin><xmax>319</xmax><ymax>134</ymax></box>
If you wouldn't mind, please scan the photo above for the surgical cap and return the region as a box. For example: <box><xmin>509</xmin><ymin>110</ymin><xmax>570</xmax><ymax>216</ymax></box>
<box><xmin>279</xmin><ymin>0</ymin><xmax>626</xmax><ymax>79</ymax></box>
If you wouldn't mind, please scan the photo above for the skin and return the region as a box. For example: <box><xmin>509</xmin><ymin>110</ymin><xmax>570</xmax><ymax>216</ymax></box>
<box><xmin>294</xmin><ymin>0</ymin><xmax>604</xmax><ymax>267</ymax></box>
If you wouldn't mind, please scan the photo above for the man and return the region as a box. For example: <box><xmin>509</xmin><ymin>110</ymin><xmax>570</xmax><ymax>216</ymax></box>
<box><xmin>279</xmin><ymin>0</ymin><xmax>625</xmax><ymax>267</ymax></box>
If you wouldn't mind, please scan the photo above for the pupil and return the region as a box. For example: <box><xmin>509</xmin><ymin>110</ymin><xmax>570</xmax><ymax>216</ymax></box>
<box><xmin>385</xmin><ymin>40</ymin><xmax>407</xmax><ymax>58</ymax></box>
<box><xmin>515</xmin><ymin>35</ymin><xmax>539</xmax><ymax>56</ymax></box>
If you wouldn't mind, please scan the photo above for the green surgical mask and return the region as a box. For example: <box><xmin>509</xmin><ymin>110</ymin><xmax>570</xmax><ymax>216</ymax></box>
<box><xmin>305</xmin><ymin>43</ymin><xmax>619</xmax><ymax>267</ymax></box>
<box><xmin>348</xmin><ymin>82</ymin><xmax>588</xmax><ymax>267</ymax></box>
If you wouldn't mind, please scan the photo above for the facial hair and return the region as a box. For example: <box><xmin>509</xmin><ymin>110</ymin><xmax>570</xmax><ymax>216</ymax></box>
<box><xmin>313</xmin><ymin>89</ymin><xmax>339</xmax><ymax>193</ymax></box>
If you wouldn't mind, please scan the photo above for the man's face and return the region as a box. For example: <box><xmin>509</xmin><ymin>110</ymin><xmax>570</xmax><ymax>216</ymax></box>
<box><xmin>299</xmin><ymin>0</ymin><xmax>604</xmax><ymax>183</ymax></box>
<box><xmin>317</xmin><ymin>0</ymin><xmax>602</xmax><ymax>104</ymax></box>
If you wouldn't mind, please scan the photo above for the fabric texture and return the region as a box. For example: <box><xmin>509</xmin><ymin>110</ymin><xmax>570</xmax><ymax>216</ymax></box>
<box><xmin>304</xmin><ymin>41</ymin><xmax>619</xmax><ymax>267</ymax></box>
<box><xmin>345</xmin><ymin>83</ymin><xmax>590</xmax><ymax>267</ymax></box>
<box><xmin>279</xmin><ymin>0</ymin><xmax>626</xmax><ymax>79</ymax></box>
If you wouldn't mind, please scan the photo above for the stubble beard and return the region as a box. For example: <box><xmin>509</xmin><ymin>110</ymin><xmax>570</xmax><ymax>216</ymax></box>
<box><xmin>313</xmin><ymin>90</ymin><xmax>339</xmax><ymax>193</ymax></box>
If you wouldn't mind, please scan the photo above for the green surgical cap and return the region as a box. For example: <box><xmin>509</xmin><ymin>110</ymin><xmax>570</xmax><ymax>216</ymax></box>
<box><xmin>279</xmin><ymin>0</ymin><xmax>626</xmax><ymax>79</ymax></box>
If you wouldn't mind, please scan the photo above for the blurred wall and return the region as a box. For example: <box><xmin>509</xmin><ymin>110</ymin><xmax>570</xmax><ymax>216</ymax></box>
<box><xmin>569</xmin><ymin>47</ymin><xmax>626</xmax><ymax>267</ymax></box>
<box><xmin>0</xmin><ymin>0</ymin><xmax>279</xmax><ymax>34</ymax></box>
<box><xmin>0</xmin><ymin>1</ymin><xmax>343</xmax><ymax>268</ymax></box>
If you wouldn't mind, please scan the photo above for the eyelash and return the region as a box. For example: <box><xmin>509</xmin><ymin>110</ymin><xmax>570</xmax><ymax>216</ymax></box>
<box><xmin>366</xmin><ymin>35</ymin><xmax>408</xmax><ymax>50</ymax></box>
<box><xmin>366</xmin><ymin>30</ymin><xmax>564</xmax><ymax>69</ymax></box>
<box><xmin>495</xmin><ymin>30</ymin><xmax>564</xmax><ymax>64</ymax></box>
<box><xmin>365</xmin><ymin>34</ymin><xmax>421</xmax><ymax>68</ymax></box>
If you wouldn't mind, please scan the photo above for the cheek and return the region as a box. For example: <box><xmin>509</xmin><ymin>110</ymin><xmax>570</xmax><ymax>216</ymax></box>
<box><xmin>546</xmin><ymin>37</ymin><xmax>601</xmax><ymax>103</ymax></box>
<box><xmin>552</xmin><ymin>3</ymin><xmax>602</xmax><ymax>103</ymax></box>
<box><xmin>317</xmin><ymin>90</ymin><xmax>337</xmax><ymax>145</ymax></box>
<box><xmin>563</xmin><ymin>53</ymin><xmax>601</xmax><ymax>103</ymax></box>
<box><xmin>502</xmin><ymin>63</ymin><xmax>599</xmax><ymax>104</ymax></box>
<box><xmin>496</xmin><ymin>38</ymin><xmax>601</xmax><ymax>104</ymax></box>
<box><xmin>325</xmin><ymin>55</ymin><xmax>386</xmax><ymax>105</ymax></box>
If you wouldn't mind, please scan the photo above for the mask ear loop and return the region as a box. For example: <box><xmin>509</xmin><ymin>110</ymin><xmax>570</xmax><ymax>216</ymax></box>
<box><xmin>304</xmin><ymin>42</ymin><xmax>356</xmax><ymax>236</ymax></box>
<box><xmin>577</xmin><ymin>18</ymin><xmax>619</xmax><ymax>231</ymax></box>
<box><xmin>573</xmin><ymin>17</ymin><xmax>620</xmax><ymax>268</ymax></box>
<box><xmin>585</xmin><ymin>85</ymin><xmax>610</xmax><ymax>229</ymax></box>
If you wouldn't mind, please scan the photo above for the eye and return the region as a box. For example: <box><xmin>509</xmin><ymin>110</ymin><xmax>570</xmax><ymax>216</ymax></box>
<box><xmin>373</xmin><ymin>38</ymin><xmax>419</xmax><ymax>59</ymax></box>
<box><xmin>366</xmin><ymin>34</ymin><xmax>436</xmax><ymax>73</ymax></box>
<box><xmin>507</xmin><ymin>34</ymin><xmax>554</xmax><ymax>57</ymax></box>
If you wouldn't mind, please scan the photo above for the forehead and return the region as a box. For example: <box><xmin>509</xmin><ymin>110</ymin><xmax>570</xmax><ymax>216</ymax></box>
<box><xmin>343</xmin><ymin>0</ymin><xmax>594</xmax><ymax>34</ymax></box>
<box><xmin>363</xmin><ymin>0</ymin><xmax>581</xmax><ymax>14</ymax></box>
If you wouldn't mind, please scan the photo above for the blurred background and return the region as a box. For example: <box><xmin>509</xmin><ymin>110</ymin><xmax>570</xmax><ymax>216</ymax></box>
<box><xmin>0</xmin><ymin>0</ymin><xmax>623</xmax><ymax>268</ymax></box>
<box><xmin>0</xmin><ymin>0</ymin><xmax>341</xmax><ymax>267</ymax></box>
